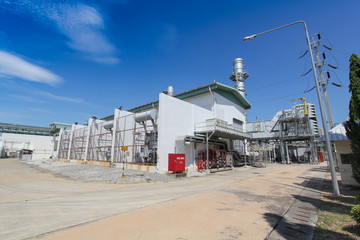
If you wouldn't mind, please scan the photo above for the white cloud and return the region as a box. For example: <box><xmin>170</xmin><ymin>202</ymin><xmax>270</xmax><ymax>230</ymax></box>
<box><xmin>0</xmin><ymin>51</ymin><xmax>62</xmax><ymax>85</ymax></box>
<box><xmin>9</xmin><ymin>94</ymin><xmax>45</xmax><ymax>103</ymax></box>
<box><xmin>34</xmin><ymin>89</ymin><xmax>85</xmax><ymax>103</ymax></box>
<box><xmin>50</xmin><ymin>3</ymin><xmax>120</xmax><ymax>64</ymax></box>
<box><xmin>1</xmin><ymin>1</ymin><xmax>119</xmax><ymax>64</ymax></box>
<box><xmin>0</xmin><ymin>79</ymin><xmax>85</xmax><ymax>104</ymax></box>
<box><xmin>28</xmin><ymin>107</ymin><xmax>56</xmax><ymax>115</ymax></box>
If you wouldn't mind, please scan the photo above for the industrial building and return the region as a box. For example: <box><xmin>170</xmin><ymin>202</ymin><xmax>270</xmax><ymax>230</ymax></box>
<box><xmin>0</xmin><ymin>122</ymin><xmax>71</xmax><ymax>160</ymax></box>
<box><xmin>55</xmin><ymin>58</ymin><xmax>320</xmax><ymax>173</ymax></box>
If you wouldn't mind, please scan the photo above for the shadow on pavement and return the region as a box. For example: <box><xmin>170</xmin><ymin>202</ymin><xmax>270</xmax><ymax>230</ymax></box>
<box><xmin>263</xmin><ymin>168</ymin><xmax>360</xmax><ymax>239</ymax></box>
<box><xmin>263</xmin><ymin>212</ymin><xmax>352</xmax><ymax>240</ymax></box>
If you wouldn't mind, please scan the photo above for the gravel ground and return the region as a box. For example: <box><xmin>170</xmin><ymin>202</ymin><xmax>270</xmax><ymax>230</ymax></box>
<box><xmin>23</xmin><ymin>158</ymin><xmax>177</xmax><ymax>184</ymax></box>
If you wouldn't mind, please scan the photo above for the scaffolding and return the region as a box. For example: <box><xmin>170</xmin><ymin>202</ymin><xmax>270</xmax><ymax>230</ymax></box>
<box><xmin>58</xmin><ymin>130</ymin><xmax>70</xmax><ymax>159</ymax></box>
<box><xmin>70</xmin><ymin>127</ymin><xmax>87</xmax><ymax>160</ymax></box>
<box><xmin>87</xmin><ymin>121</ymin><xmax>112</xmax><ymax>162</ymax></box>
<box><xmin>113</xmin><ymin>112</ymin><xmax>157</xmax><ymax>165</ymax></box>
<box><xmin>58</xmin><ymin>110</ymin><xmax>158</xmax><ymax>166</ymax></box>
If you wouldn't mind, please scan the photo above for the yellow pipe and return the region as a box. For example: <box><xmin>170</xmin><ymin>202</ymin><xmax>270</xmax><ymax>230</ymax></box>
<box><xmin>291</xmin><ymin>97</ymin><xmax>308</xmax><ymax>116</ymax></box>
<box><xmin>303</xmin><ymin>98</ymin><xmax>308</xmax><ymax>116</ymax></box>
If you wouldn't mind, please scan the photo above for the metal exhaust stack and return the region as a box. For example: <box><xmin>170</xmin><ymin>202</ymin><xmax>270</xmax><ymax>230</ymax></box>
<box><xmin>167</xmin><ymin>86</ymin><xmax>174</xmax><ymax>96</ymax></box>
<box><xmin>230</xmin><ymin>58</ymin><xmax>249</xmax><ymax>97</ymax></box>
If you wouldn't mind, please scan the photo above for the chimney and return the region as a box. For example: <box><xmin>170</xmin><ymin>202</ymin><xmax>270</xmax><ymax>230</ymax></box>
<box><xmin>230</xmin><ymin>58</ymin><xmax>249</xmax><ymax>97</ymax></box>
<box><xmin>167</xmin><ymin>86</ymin><xmax>174</xmax><ymax>96</ymax></box>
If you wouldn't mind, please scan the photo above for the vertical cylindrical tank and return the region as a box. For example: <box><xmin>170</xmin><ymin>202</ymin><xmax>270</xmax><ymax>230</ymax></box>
<box><xmin>233</xmin><ymin>58</ymin><xmax>248</xmax><ymax>97</ymax></box>
<box><xmin>167</xmin><ymin>86</ymin><xmax>174</xmax><ymax>96</ymax></box>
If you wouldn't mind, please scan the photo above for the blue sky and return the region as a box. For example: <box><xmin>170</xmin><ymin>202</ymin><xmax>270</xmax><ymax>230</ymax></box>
<box><xmin>0</xmin><ymin>0</ymin><xmax>358</xmax><ymax>128</ymax></box>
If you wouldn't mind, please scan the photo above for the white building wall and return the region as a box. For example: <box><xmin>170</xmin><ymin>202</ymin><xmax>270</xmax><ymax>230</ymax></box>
<box><xmin>182</xmin><ymin>93</ymin><xmax>214</xmax><ymax>112</ymax></box>
<box><xmin>183</xmin><ymin>92</ymin><xmax>247</xmax><ymax>126</ymax></box>
<box><xmin>214</xmin><ymin>93</ymin><xmax>247</xmax><ymax>126</ymax></box>
<box><xmin>157</xmin><ymin>93</ymin><xmax>213</xmax><ymax>173</ymax></box>
<box><xmin>336</xmin><ymin>140</ymin><xmax>359</xmax><ymax>186</ymax></box>
<box><xmin>0</xmin><ymin>133</ymin><xmax>53</xmax><ymax>159</ymax></box>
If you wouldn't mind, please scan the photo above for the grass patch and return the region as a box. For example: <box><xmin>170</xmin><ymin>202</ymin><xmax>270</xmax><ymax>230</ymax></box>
<box><xmin>314</xmin><ymin>175</ymin><xmax>360</xmax><ymax>239</ymax></box>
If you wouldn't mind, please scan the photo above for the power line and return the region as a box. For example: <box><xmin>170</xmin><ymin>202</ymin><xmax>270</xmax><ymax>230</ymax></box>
<box><xmin>322</xmin><ymin>33</ymin><xmax>353</xmax><ymax>56</ymax></box>
<box><xmin>250</xmin><ymin>58</ymin><xmax>299</xmax><ymax>80</ymax></box>
<box><xmin>247</xmin><ymin>75</ymin><xmax>303</xmax><ymax>91</ymax></box>
<box><xmin>250</xmin><ymin>91</ymin><xmax>308</xmax><ymax>103</ymax></box>
<box><xmin>337</xmin><ymin>67</ymin><xmax>350</xmax><ymax>72</ymax></box>
<box><xmin>329</xmin><ymin>69</ymin><xmax>345</xmax><ymax>86</ymax></box>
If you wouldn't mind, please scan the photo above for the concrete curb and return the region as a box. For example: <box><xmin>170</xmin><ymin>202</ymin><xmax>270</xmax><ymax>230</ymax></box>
<box><xmin>267</xmin><ymin>168</ymin><xmax>326</xmax><ymax>240</ymax></box>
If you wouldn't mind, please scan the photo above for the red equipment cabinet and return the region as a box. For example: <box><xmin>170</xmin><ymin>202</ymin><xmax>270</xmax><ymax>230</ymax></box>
<box><xmin>168</xmin><ymin>153</ymin><xmax>185</xmax><ymax>173</ymax></box>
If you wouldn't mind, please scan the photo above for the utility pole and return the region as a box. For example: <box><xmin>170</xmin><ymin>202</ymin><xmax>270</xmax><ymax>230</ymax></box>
<box><xmin>311</xmin><ymin>33</ymin><xmax>335</xmax><ymax>129</ymax></box>
<box><xmin>243</xmin><ymin>21</ymin><xmax>340</xmax><ymax>196</ymax></box>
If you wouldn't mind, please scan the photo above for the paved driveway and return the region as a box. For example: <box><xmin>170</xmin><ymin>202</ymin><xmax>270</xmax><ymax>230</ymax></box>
<box><xmin>0</xmin><ymin>159</ymin><xmax>325</xmax><ymax>240</ymax></box>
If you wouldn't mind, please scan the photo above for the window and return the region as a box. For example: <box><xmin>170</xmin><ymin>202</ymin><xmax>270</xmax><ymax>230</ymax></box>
<box><xmin>233</xmin><ymin>118</ymin><xmax>243</xmax><ymax>131</ymax></box>
<box><xmin>233</xmin><ymin>118</ymin><xmax>243</xmax><ymax>126</ymax></box>
<box><xmin>340</xmin><ymin>154</ymin><xmax>352</xmax><ymax>164</ymax></box>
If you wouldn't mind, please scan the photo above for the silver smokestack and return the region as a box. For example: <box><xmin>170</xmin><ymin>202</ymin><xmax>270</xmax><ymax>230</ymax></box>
<box><xmin>167</xmin><ymin>86</ymin><xmax>174</xmax><ymax>96</ymax></box>
<box><xmin>230</xmin><ymin>58</ymin><xmax>249</xmax><ymax>97</ymax></box>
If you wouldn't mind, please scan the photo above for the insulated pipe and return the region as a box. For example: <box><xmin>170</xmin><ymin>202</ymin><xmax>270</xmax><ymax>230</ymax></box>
<box><xmin>103</xmin><ymin>120</ymin><xmax>114</xmax><ymax>130</ymax></box>
<box><xmin>135</xmin><ymin>109</ymin><xmax>157</xmax><ymax>123</ymax></box>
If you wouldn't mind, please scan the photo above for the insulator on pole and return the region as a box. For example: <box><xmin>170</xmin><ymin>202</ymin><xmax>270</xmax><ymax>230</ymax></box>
<box><xmin>323</xmin><ymin>53</ymin><xmax>326</xmax><ymax>60</ymax></box>
<box><xmin>304</xmin><ymin>86</ymin><xmax>315</xmax><ymax>93</ymax></box>
<box><xmin>299</xmin><ymin>50</ymin><xmax>308</xmax><ymax>59</ymax></box>
<box><xmin>317</xmin><ymin>33</ymin><xmax>321</xmax><ymax>40</ymax></box>
<box><xmin>302</xmin><ymin>68</ymin><xmax>313</xmax><ymax>76</ymax></box>
<box><xmin>331</xmin><ymin>82</ymin><xmax>342</xmax><ymax>87</ymax></box>
<box><xmin>323</xmin><ymin>45</ymin><xmax>332</xmax><ymax>50</ymax></box>
<box><xmin>328</xmin><ymin>64</ymin><xmax>338</xmax><ymax>69</ymax></box>
<box><xmin>327</xmin><ymin>71</ymin><xmax>331</xmax><ymax>79</ymax></box>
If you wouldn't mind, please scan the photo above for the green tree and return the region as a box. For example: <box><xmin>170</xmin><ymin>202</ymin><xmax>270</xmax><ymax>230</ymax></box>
<box><xmin>349</xmin><ymin>54</ymin><xmax>360</xmax><ymax>120</ymax></box>
<box><xmin>345</xmin><ymin>54</ymin><xmax>360</xmax><ymax>183</ymax></box>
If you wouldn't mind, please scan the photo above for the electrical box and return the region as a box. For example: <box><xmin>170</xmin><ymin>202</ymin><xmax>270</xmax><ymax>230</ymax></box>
<box><xmin>168</xmin><ymin>153</ymin><xmax>185</xmax><ymax>173</ymax></box>
<box><xmin>20</xmin><ymin>149</ymin><xmax>33</xmax><ymax>161</ymax></box>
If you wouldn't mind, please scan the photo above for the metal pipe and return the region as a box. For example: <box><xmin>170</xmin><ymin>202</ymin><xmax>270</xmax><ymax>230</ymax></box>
<box><xmin>243</xmin><ymin>20</ymin><xmax>340</xmax><ymax>196</ymax></box>
<box><xmin>244</xmin><ymin>140</ymin><xmax>247</xmax><ymax>166</ymax></box>
<box><xmin>103</xmin><ymin>120</ymin><xmax>114</xmax><ymax>130</ymax></box>
<box><xmin>233</xmin><ymin>58</ymin><xmax>246</xmax><ymax>96</ymax></box>
<box><xmin>206</xmin><ymin>132</ymin><xmax>209</xmax><ymax>170</ymax></box>
<box><xmin>135</xmin><ymin>109</ymin><xmax>157</xmax><ymax>123</ymax></box>
<box><xmin>208</xmin><ymin>86</ymin><xmax>216</xmax><ymax>117</ymax></box>
<box><xmin>167</xmin><ymin>86</ymin><xmax>174</xmax><ymax>96</ymax></box>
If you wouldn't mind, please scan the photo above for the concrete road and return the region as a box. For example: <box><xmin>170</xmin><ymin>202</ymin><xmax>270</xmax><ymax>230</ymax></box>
<box><xmin>0</xmin><ymin>159</ymin><xmax>325</xmax><ymax>240</ymax></box>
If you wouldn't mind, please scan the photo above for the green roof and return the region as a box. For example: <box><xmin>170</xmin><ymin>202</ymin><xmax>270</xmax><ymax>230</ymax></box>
<box><xmin>49</xmin><ymin>122</ymin><xmax>72</xmax><ymax>134</ymax></box>
<box><xmin>101</xmin><ymin>82</ymin><xmax>251</xmax><ymax>121</ymax></box>
<box><xmin>0</xmin><ymin>123</ymin><xmax>51</xmax><ymax>136</ymax></box>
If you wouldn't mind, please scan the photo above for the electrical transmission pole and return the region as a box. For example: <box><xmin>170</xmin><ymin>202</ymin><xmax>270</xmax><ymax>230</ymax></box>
<box><xmin>311</xmin><ymin>33</ymin><xmax>335</xmax><ymax>129</ymax></box>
